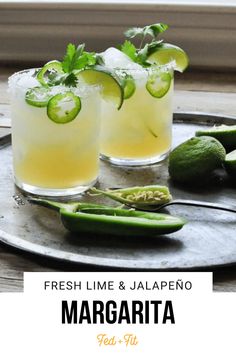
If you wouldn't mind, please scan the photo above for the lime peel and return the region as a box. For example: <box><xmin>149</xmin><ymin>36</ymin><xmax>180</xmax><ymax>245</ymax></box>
<box><xmin>75</xmin><ymin>66</ymin><xmax>124</xmax><ymax>109</ymax></box>
<box><xmin>147</xmin><ymin>43</ymin><xmax>189</xmax><ymax>73</ymax></box>
<box><xmin>196</xmin><ymin>124</ymin><xmax>236</xmax><ymax>151</ymax></box>
<box><xmin>169</xmin><ymin>136</ymin><xmax>226</xmax><ymax>184</ymax></box>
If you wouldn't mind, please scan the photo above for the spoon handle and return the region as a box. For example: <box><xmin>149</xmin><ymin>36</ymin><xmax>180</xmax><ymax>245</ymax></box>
<box><xmin>158</xmin><ymin>199</ymin><xmax>236</xmax><ymax>213</ymax></box>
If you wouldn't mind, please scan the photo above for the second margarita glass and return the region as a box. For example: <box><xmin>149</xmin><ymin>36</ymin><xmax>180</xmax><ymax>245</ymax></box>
<box><xmin>100</xmin><ymin>53</ymin><xmax>174</xmax><ymax>166</ymax></box>
<box><xmin>100</xmin><ymin>23</ymin><xmax>188</xmax><ymax>166</ymax></box>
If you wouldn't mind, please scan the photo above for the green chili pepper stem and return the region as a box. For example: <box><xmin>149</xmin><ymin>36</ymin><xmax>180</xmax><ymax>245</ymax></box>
<box><xmin>28</xmin><ymin>198</ymin><xmax>106</xmax><ymax>213</ymax></box>
<box><xmin>28</xmin><ymin>197</ymin><xmax>78</xmax><ymax>212</ymax></box>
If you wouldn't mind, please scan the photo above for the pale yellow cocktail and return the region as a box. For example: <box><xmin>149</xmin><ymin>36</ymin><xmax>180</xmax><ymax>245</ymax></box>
<box><xmin>99</xmin><ymin>20</ymin><xmax>188</xmax><ymax>166</ymax></box>
<box><xmin>101</xmin><ymin>69</ymin><xmax>173</xmax><ymax>165</ymax></box>
<box><xmin>9</xmin><ymin>69</ymin><xmax>100</xmax><ymax>197</ymax></box>
<box><xmin>100</xmin><ymin>49</ymin><xmax>174</xmax><ymax>166</ymax></box>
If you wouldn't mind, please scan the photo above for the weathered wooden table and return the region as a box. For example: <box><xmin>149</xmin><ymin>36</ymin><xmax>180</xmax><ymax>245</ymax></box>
<box><xmin>1</xmin><ymin>66</ymin><xmax>236</xmax><ymax>292</ymax></box>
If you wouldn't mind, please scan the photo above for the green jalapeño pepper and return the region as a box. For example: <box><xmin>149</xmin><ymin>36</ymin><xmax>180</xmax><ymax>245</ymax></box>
<box><xmin>29</xmin><ymin>198</ymin><xmax>186</xmax><ymax>236</ymax></box>
<box><xmin>89</xmin><ymin>185</ymin><xmax>172</xmax><ymax>207</ymax></box>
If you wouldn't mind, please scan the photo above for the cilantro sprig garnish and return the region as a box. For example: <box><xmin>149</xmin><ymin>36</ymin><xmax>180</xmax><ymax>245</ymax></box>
<box><xmin>124</xmin><ymin>23</ymin><xmax>168</xmax><ymax>41</ymax></box>
<box><xmin>62</xmin><ymin>43</ymin><xmax>96</xmax><ymax>73</ymax></box>
<box><xmin>61</xmin><ymin>43</ymin><xmax>97</xmax><ymax>87</ymax></box>
<box><xmin>37</xmin><ymin>43</ymin><xmax>99</xmax><ymax>88</ymax></box>
<box><xmin>120</xmin><ymin>23</ymin><xmax>168</xmax><ymax>67</ymax></box>
<box><xmin>63</xmin><ymin>73</ymin><xmax>78</xmax><ymax>87</ymax></box>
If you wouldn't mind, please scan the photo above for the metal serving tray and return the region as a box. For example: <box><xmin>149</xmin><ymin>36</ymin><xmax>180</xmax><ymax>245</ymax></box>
<box><xmin>0</xmin><ymin>112</ymin><xmax>236</xmax><ymax>270</ymax></box>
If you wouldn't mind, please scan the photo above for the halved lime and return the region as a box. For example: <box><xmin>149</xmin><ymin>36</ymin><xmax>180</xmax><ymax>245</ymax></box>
<box><xmin>196</xmin><ymin>125</ymin><xmax>236</xmax><ymax>151</ymax></box>
<box><xmin>37</xmin><ymin>60</ymin><xmax>64</xmax><ymax>86</ymax></box>
<box><xmin>224</xmin><ymin>150</ymin><xmax>236</xmax><ymax>176</ymax></box>
<box><xmin>146</xmin><ymin>72</ymin><xmax>172</xmax><ymax>98</ymax></box>
<box><xmin>75</xmin><ymin>65</ymin><xmax>124</xmax><ymax>109</ymax></box>
<box><xmin>148</xmin><ymin>43</ymin><xmax>189</xmax><ymax>72</ymax></box>
<box><xmin>25</xmin><ymin>86</ymin><xmax>52</xmax><ymax>107</ymax></box>
<box><xmin>47</xmin><ymin>92</ymin><xmax>81</xmax><ymax>124</ymax></box>
<box><xmin>123</xmin><ymin>75</ymin><xmax>136</xmax><ymax>99</ymax></box>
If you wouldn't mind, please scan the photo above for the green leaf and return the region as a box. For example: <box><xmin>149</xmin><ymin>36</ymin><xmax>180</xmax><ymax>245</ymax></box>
<box><xmin>122</xmin><ymin>24</ymin><xmax>168</xmax><ymax>67</ymax></box>
<box><xmin>143</xmin><ymin>27</ymin><xmax>156</xmax><ymax>38</ymax></box>
<box><xmin>148</xmin><ymin>23</ymin><xmax>168</xmax><ymax>36</ymax></box>
<box><xmin>120</xmin><ymin>40</ymin><xmax>137</xmax><ymax>61</ymax></box>
<box><xmin>85</xmin><ymin>52</ymin><xmax>97</xmax><ymax>66</ymax></box>
<box><xmin>76</xmin><ymin>44</ymin><xmax>85</xmax><ymax>57</ymax></box>
<box><xmin>62</xmin><ymin>43</ymin><xmax>85</xmax><ymax>73</ymax></box>
<box><xmin>95</xmin><ymin>54</ymin><xmax>105</xmax><ymax>66</ymax></box>
<box><xmin>148</xmin><ymin>40</ymin><xmax>163</xmax><ymax>49</ymax></box>
<box><xmin>146</xmin><ymin>40</ymin><xmax>163</xmax><ymax>56</ymax></box>
<box><xmin>136</xmin><ymin>43</ymin><xmax>149</xmax><ymax>66</ymax></box>
<box><xmin>61</xmin><ymin>43</ymin><xmax>97</xmax><ymax>76</ymax></box>
<box><xmin>124</xmin><ymin>27</ymin><xmax>144</xmax><ymax>39</ymax></box>
<box><xmin>125</xmin><ymin>23</ymin><xmax>168</xmax><ymax>40</ymax></box>
<box><xmin>63</xmin><ymin>73</ymin><xmax>78</xmax><ymax>87</ymax></box>
<box><xmin>73</xmin><ymin>53</ymin><xmax>89</xmax><ymax>70</ymax></box>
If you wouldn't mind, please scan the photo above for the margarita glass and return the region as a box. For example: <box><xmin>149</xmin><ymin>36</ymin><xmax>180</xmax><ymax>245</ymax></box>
<box><xmin>9</xmin><ymin>69</ymin><xmax>100</xmax><ymax>197</ymax></box>
<box><xmin>100</xmin><ymin>55</ymin><xmax>174</xmax><ymax>166</ymax></box>
<box><xmin>100</xmin><ymin>22</ymin><xmax>188</xmax><ymax>166</ymax></box>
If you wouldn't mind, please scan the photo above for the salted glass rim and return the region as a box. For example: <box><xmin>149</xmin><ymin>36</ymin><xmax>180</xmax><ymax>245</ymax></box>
<box><xmin>8</xmin><ymin>68</ymin><xmax>100</xmax><ymax>98</ymax></box>
<box><xmin>108</xmin><ymin>60</ymin><xmax>176</xmax><ymax>73</ymax></box>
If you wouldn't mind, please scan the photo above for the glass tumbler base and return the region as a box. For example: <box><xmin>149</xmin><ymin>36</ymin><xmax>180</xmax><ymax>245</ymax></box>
<box><xmin>100</xmin><ymin>151</ymin><xmax>170</xmax><ymax>167</ymax></box>
<box><xmin>14</xmin><ymin>177</ymin><xmax>97</xmax><ymax>199</ymax></box>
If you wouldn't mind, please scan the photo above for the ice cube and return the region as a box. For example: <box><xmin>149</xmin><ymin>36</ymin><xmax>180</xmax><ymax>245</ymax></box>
<box><xmin>102</xmin><ymin>47</ymin><xmax>148</xmax><ymax>85</ymax></box>
<box><xmin>102</xmin><ymin>47</ymin><xmax>137</xmax><ymax>69</ymax></box>
<box><xmin>102</xmin><ymin>47</ymin><xmax>130</xmax><ymax>68</ymax></box>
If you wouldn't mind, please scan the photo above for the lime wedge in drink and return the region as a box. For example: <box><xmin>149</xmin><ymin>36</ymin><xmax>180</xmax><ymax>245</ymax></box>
<box><xmin>75</xmin><ymin>66</ymin><xmax>124</xmax><ymax>109</ymax></box>
<box><xmin>147</xmin><ymin>43</ymin><xmax>189</xmax><ymax>72</ymax></box>
<box><xmin>146</xmin><ymin>72</ymin><xmax>172</xmax><ymax>98</ymax></box>
<box><xmin>224</xmin><ymin>150</ymin><xmax>236</xmax><ymax>176</ymax></box>
<box><xmin>37</xmin><ymin>60</ymin><xmax>64</xmax><ymax>86</ymax></box>
<box><xmin>47</xmin><ymin>92</ymin><xmax>81</xmax><ymax>123</ymax></box>
<box><xmin>25</xmin><ymin>86</ymin><xmax>52</xmax><ymax>107</ymax></box>
<box><xmin>196</xmin><ymin>125</ymin><xmax>236</xmax><ymax>151</ymax></box>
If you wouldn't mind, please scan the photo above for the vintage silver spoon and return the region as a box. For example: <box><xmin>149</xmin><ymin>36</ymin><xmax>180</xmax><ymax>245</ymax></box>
<box><xmin>137</xmin><ymin>199</ymin><xmax>236</xmax><ymax>213</ymax></box>
<box><xmin>89</xmin><ymin>188</ymin><xmax>236</xmax><ymax>213</ymax></box>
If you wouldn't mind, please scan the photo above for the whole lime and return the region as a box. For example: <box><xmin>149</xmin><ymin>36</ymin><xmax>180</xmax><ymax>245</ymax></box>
<box><xmin>169</xmin><ymin>136</ymin><xmax>226</xmax><ymax>184</ymax></box>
